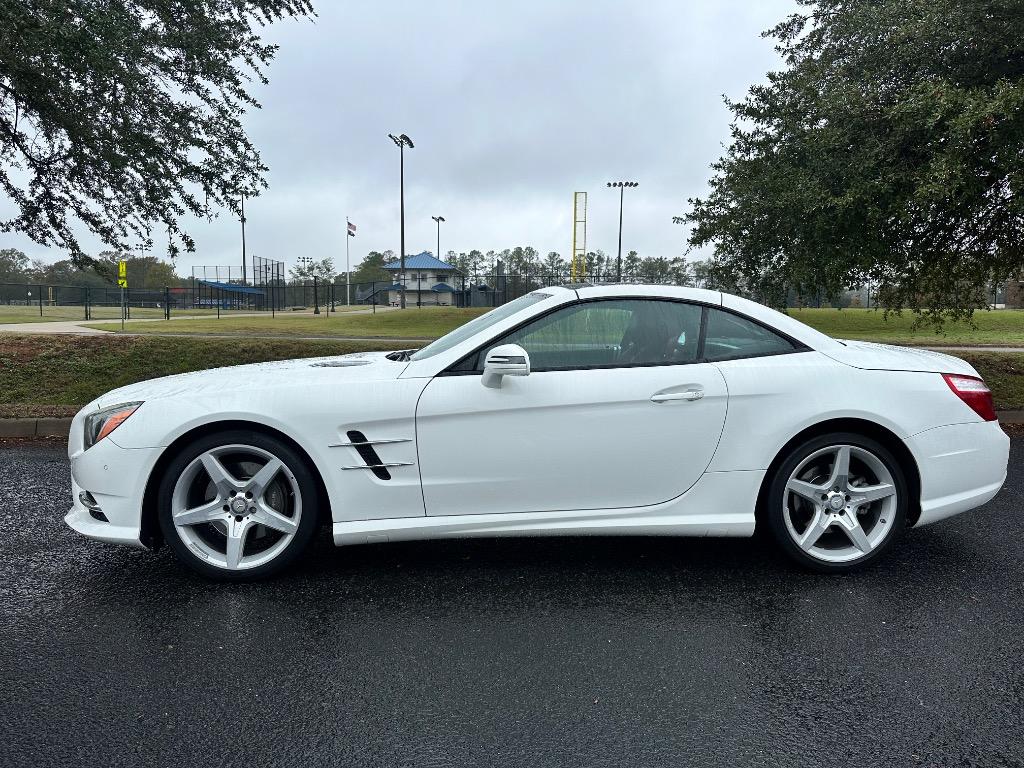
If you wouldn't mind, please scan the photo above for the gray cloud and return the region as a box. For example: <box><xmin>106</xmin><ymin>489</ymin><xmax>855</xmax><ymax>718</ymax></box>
<box><xmin>2</xmin><ymin>0</ymin><xmax>798</xmax><ymax>275</ymax></box>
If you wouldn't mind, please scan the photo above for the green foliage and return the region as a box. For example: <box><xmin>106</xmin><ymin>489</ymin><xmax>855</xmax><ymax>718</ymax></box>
<box><xmin>350</xmin><ymin>251</ymin><xmax>393</xmax><ymax>284</ymax></box>
<box><xmin>0</xmin><ymin>0</ymin><xmax>314</xmax><ymax>267</ymax></box>
<box><xmin>97</xmin><ymin>251</ymin><xmax>184</xmax><ymax>288</ymax></box>
<box><xmin>543</xmin><ymin>251</ymin><xmax>567</xmax><ymax>274</ymax></box>
<box><xmin>289</xmin><ymin>257</ymin><xmax>335</xmax><ymax>282</ymax></box>
<box><xmin>0</xmin><ymin>246</ymin><xmax>183</xmax><ymax>288</ymax></box>
<box><xmin>0</xmin><ymin>248</ymin><xmax>28</xmax><ymax>281</ymax></box>
<box><xmin>684</xmin><ymin>0</ymin><xmax>1024</xmax><ymax>323</ymax></box>
<box><xmin>34</xmin><ymin>259</ymin><xmax>110</xmax><ymax>288</ymax></box>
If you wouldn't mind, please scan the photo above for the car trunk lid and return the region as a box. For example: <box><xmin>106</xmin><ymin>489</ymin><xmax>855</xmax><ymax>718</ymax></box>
<box><xmin>820</xmin><ymin>340</ymin><xmax>978</xmax><ymax>376</ymax></box>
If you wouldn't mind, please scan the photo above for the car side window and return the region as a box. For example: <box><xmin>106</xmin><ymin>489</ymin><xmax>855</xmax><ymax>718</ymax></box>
<box><xmin>473</xmin><ymin>299</ymin><xmax>704</xmax><ymax>371</ymax></box>
<box><xmin>702</xmin><ymin>307</ymin><xmax>796</xmax><ymax>361</ymax></box>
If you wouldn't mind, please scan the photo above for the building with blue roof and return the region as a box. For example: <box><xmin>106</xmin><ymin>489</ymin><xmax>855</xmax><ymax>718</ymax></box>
<box><xmin>381</xmin><ymin>251</ymin><xmax>460</xmax><ymax>306</ymax></box>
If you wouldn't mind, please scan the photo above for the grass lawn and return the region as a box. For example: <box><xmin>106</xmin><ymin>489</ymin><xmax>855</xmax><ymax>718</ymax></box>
<box><xmin>0</xmin><ymin>305</ymin><xmax>224</xmax><ymax>323</ymax></box>
<box><xmin>0</xmin><ymin>304</ymin><xmax>83</xmax><ymax>323</ymax></box>
<box><xmin>86</xmin><ymin>306</ymin><xmax>491</xmax><ymax>338</ymax></box>
<box><xmin>76</xmin><ymin>305</ymin><xmax>1024</xmax><ymax>347</ymax></box>
<box><xmin>87</xmin><ymin>306</ymin><xmax>220</xmax><ymax>320</ymax></box>
<box><xmin>3</xmin><ymin>334</ymin><xmax>1024</xmax><ymax>418</ymax></box>
<box><xmin>791</xmin><ymin>308</ymin><xmax>1024</xmax><ymax>346</ymax></box>
<box><xmin>957</xmin><ymin>353</ymin><xmax>1024</xmax><ymax>411</ymax></box>
<box><xmin>0</xmin><ymin>334</ymin><xmax>409</xmax><ymax>417</ymax></box>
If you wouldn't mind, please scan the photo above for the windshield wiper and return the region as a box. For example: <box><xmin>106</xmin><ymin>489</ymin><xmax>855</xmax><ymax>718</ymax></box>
<box><xmin>386</xmin><ymin>349</ymin><xmax>414</xmax><ymax>362</ymax></box>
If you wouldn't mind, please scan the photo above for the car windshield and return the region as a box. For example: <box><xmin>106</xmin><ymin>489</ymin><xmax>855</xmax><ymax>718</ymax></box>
<box><xmin>408</xmin><ymin>292</ymin><xmax>552</xmax><ymax>361</ymax></box>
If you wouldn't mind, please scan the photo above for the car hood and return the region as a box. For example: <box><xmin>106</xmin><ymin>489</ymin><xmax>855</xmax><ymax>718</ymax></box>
<box><xmin>91</xmin><ymin>350</ymin><xmax>409</xmax><ymax>410</ymax></box>
<box><xmin>820</xmin><ymin>340</ymin><xmax>978</xmax><ymax>376</ymax></box>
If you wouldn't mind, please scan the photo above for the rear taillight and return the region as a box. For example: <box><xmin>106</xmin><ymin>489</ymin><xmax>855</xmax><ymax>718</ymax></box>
<box><xmin>942</xmin><ymin>374</ymin><xmax>997</xmax><ymax>422</ymax></box>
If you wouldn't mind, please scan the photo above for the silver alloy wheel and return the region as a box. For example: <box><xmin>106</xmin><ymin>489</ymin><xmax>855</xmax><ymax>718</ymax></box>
<box><xmin>782</xmin><ymin>444</ymin><xmax>898</xmax><ymax>564</ymax></box>
<box><xmin>170</xmin><ymin>444</ymin><xmax>302</xmax><ymax>571</ymax></box>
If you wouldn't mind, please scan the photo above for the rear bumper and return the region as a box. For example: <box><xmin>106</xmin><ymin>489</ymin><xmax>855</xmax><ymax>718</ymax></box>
<box><xmin>64</xmin><ymin>437</ymin><xmax>161</xmax><ymax>549</ymax></box>
<box><xmin>906</xmin><ymin>421</ymin><xmax>1009</xmax><ymax>527</ymax></box>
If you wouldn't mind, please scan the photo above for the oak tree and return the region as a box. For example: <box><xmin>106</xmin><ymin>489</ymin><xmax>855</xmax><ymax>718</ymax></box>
<box><xmin>685</xmin><ymin>0</ymin><xmax>1024</xmax><ymax>322</ymax></box>
<box><xmin>0</xmin><ymin>1</ymin><xmax>313</xmax><ymax>266</ymax></box>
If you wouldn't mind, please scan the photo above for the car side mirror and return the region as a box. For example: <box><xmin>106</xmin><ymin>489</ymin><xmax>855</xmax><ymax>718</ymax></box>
<box><xmin>482</xmin><ymin>344</ymin><xmax>530</xmax><ymax>388</ymax></box>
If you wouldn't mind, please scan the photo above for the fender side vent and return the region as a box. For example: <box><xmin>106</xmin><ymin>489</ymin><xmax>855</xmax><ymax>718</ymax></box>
<box><xmin>346</xmin><ymin>430</ymin><xmax>391</xmax><ymax>480</ymax></box>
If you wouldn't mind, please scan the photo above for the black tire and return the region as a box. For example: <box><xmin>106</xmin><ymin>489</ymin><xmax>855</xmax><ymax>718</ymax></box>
<box><xmin>766</xmin><ymin>431</ymin><xmax>908</xmax><ymax>574</ymax></box>
<box><xmin>157</xmin><ymin>429</ymin><xmax>320</xmax><ymax>581</ymax></box>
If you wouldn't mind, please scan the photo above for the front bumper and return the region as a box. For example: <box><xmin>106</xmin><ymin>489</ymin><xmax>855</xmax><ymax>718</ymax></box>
<box><xmin>906</xmin><ymin>420</ymin><xmax>1010</xmax><ymax>527</ymax></box>
<box><xmin>65</xmin><ymin>437</ymin><xmax>162</xmax><ymax>549</ymax></box>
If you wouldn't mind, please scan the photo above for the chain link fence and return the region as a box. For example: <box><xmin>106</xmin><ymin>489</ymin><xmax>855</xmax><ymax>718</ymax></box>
<box><xmin>0</xmin><ymin>274</ymin><xmax>684</xmax><ymax>324</ymax></box>
<box><xmin>2</xmin><ymin>273</ymin><xmax>901</xmax><ymax>326</ymax></box>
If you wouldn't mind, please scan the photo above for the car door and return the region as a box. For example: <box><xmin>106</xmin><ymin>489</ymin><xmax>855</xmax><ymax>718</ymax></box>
<box><xmin>414</xmin><ymin>298</ymin><xmax>729</xmax><ymax>516</ymax></box>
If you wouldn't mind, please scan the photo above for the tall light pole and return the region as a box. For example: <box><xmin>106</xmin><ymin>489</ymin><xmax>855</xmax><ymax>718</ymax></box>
<box><xmin>240</xmin><ymin>194</ymin><xmax>247</xmax><ymax>284</ymax></box>
<box><xmin>431</xmin><ymin>215</ymin><xmax>445</xmax><ymax>264</ymax></box>
<box><xmin>389</xmin><ymin>133</ymin><xmax>414</xmax><ymax>308</ymax></box>
<box><xmin>607</xmin><ymin>181</ymin><xmax>638</xmax><ymax>281</ymax></box>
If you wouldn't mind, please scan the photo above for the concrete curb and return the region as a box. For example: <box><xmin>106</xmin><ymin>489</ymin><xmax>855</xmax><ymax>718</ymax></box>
<box><xmin>0</xmin><ymin>417</ymin><xmax>73</xmax><ymax>438</ymax></box>
<box><xmin>2</xmin><ymin>412</ymin><xmax>1024</xmax><ymax>441</ymax></box>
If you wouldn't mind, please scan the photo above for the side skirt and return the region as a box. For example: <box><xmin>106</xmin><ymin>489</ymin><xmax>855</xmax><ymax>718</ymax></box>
<box><xmin>332</xmin><ymin>469</ymin><xmax>764</xmax><ymax>546</ymax></box>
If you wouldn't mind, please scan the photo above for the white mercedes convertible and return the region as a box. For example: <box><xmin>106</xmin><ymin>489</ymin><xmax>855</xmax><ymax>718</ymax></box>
<box><xmin>66</xmin><ymin>285</ymin><xmax>1009</xmax><ymax>579</ymax></box>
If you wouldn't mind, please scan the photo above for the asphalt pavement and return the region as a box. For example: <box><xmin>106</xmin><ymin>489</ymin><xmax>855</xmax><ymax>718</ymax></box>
<box><xmin>2</xmin><ymin>439</ymin><xmax>1023</xmax><ymax>767</ymax></box>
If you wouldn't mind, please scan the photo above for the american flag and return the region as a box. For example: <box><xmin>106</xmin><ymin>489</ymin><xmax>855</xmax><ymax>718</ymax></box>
<box><xmin>347</xmin><ymin>221</ymin><xmax>357</xmax><ymax>237</ymax></box>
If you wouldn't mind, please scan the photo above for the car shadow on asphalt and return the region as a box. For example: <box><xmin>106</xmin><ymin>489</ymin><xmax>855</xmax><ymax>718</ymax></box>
<box><xmin>70</xmin><ymin>514</ymin><xmax>990</xmax><ymax>615</ymax></box>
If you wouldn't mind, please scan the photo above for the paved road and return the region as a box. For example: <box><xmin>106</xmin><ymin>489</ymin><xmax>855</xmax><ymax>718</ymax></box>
<box><xmin>2</xmin><ymin>441</ymin><xmax>1022</xmax><ymax>767</ymax></box>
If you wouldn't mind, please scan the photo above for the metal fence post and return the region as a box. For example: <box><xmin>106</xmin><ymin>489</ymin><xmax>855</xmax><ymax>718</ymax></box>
<box><xmin>164</xmin><ymin>286</ymin><xmax>170</xmax><ymax>319</ymax></box>
<box><xmin>38</xmin><ymin>285</ymin><xmax>43</xmax><ymax>316</ymax></box>
<box><xmin>84</xmin><ymin>286</ymin><xmax>90</xmax><ymax>320</ymax></box>
<box><xmin>313</xmin><ymin>276</ymin><xmax>320</xmax><ymax>315</ymax></box>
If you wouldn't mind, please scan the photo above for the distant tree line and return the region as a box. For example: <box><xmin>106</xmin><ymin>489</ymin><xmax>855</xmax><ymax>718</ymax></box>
<box><xmin>2</xmin><ymin>243</ymin><xmax>703</xmax><ymax>293</ymax></box>
<box><xmin>335</xmin><ymin>247</ymin><xmax>700</xmax><ymax>288</ymax></box>
<box><xmin>0</xmin><ymin>248</ymin><xmax>184</xmax><ymax>289</ymax></box>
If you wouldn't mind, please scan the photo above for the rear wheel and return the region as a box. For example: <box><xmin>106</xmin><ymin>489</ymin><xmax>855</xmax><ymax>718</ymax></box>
<box><xmin>157</xmin><ymin>430</ymin><xmax>319</xmax><ymax>580</ymax></box>
<box><xmin>766</xmin><ymin>432</ymin><xmax>907</xmax><ymax>573</ymax></box>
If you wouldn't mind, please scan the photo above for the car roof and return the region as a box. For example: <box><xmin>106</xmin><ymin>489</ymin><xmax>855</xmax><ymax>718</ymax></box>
<box><xmin>575</xmin><ymin>283</ymin><xmax>723</xmax><ymax>305</ymax></box>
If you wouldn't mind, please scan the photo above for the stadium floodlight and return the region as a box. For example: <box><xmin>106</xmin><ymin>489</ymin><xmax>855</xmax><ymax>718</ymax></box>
<box><xmin>388</xmin><ymin>133</ymin><xmax>415</xmax><ymax>307</ymax></box>
<box><xmin>606</xmin><ymin>181</ymin><xmax>638</xmax><ymax>281</ymax></box>
<box><xmin>431</xmin><ymin>216</ymin><xmax>446</xmax><ymax>267</ymax></box>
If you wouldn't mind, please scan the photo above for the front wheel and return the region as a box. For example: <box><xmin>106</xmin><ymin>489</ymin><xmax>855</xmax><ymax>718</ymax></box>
<box><xmin>766</xmin><ymin>432</ymin><xmax>908</xmax><ymax>573</ymax></box>
<box><xmin>157</xmin><ymin>430</ymin><xmax>319</xmax><ymax>580</ymax></box>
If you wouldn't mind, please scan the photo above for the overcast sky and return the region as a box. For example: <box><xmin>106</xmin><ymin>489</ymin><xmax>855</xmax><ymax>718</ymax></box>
<box><xmin>3</xmin><ymin>0</ymin><xmax>798</xmax><ymax>275</ymax></box>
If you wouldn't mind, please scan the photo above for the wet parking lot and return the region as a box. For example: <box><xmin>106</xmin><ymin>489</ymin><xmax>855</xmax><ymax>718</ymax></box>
<box><xmin>2</xmin><ymin>439</ymin><xmax>1023</xmax><ymax>767</ymax></box>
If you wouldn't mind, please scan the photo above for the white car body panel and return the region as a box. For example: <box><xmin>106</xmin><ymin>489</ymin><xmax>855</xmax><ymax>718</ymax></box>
<box><xmin>706</xmin><ymin>354</ymin><xmax>992</xmax><ymax>473</ymax></box>
<box><xmin>820</xmin><ymin>339</ymin><xmax>978</xmax><ymax>375</ymax></box>
<box><xmin>333</xmin><ymin>468</ymin><xmax>764</xmax><ymax>546</ymax></box>
<box><xmin>908</xmin><ymin>421</ymin><xmax>1008</xmax><ymax>525</ymax></box>
<box><xmin>415</xmin><ymin>363</ymin><xmax>728</xmax><ymax>515</ymax></box>
<box><xmin>66</xmin><ymin>431</ymin><xmax>160</xmax><ymax>548</ymax></box>
<box><xmin>65</xmin><ymin>284</ymin><xmax>1010</xmax><ymax>555</ymax></box>
<box><xmin>81</xmin><ymin>352</ymin><xmax>431</xmax><ymax>525</ymax></box>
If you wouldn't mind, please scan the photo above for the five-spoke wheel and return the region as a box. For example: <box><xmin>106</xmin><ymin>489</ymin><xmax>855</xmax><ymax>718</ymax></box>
<box><xmin>767</xmin><ymin>432</ymin><xmax>907</xmax><ymax>572</ymax></box>
<box><xmin>157</xmin><ymin>430</ymin><xmax>318</xmax><ymax>580</ymax></box>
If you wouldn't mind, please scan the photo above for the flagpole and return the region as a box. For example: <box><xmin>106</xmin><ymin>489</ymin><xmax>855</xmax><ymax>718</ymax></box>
<box><xmin>345</xmin><ymin>217</ymin><xmax>351</xmax><ymax>306</ymax></box>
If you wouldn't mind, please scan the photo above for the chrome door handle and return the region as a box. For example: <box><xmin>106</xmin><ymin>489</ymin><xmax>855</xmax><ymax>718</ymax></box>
<box><xmin>651</xmin><ymin>389</ymin><xmax>704</xmax><ymax>403</ymax></box>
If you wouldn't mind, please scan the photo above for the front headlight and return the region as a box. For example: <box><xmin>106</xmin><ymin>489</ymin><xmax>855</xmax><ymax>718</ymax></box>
<box><xmin>84</xmin><ymin>402</ymin><xmax>143</xmax><ymax>449</ymax></box>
